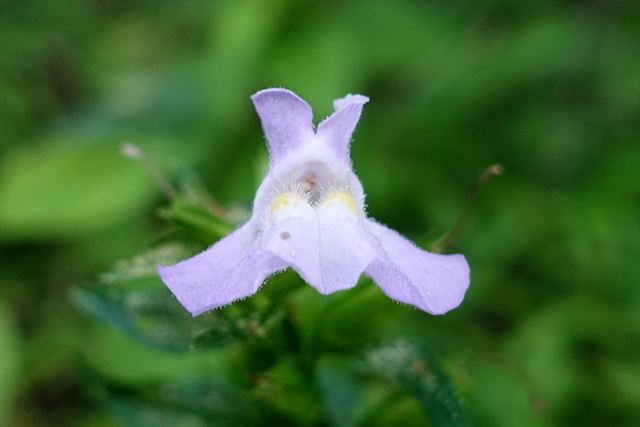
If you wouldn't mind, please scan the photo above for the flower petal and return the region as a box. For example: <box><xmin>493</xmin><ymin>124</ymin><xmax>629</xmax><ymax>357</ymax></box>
<box><xmin>251</xmin><ymin>89</ymin><xmax>315</xmax><ymax>163</ymax></box>
<box><xmin>317</xmin><ymin>94</ymin><xmax>369</xmax><ymax>163</ymax></box>
<box><xmin>262</xmin><ymin>216</ymin><xmax>321</xmax><ymax>286</ymax></box>
<box><xmin>332</xmin><ymin>94</ymin><xmax>370</xmax><ymax>112</ymax></box>
<box><xmin>262</xmin><ymin>196</ymin><xmax>377</xmax><ymax>294</ymax></box>
<box><xmin>315</xmin><ymin>216</ymin><xmax>378</xmax><ymax>293</ymax></box>
<box><xmin>158</xmin><ymin>223</ymin><xmax>287</xmax><ymax>316</ymax></box>
<box><xmin>364</xmin><ymin>220</ymin><xmax>469</xmax><ymax>314</ymax></box>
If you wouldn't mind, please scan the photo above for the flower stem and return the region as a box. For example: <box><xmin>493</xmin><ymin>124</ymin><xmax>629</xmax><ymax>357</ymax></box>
<box><xmin>121</xmin><ymin>142</ymin><xmax>177</xmax><ymax>201</ymax></box>
<box><xmin>430</xmin><ymin>164</ymin><xmax>503</xmax><ymax>253</ymax></box>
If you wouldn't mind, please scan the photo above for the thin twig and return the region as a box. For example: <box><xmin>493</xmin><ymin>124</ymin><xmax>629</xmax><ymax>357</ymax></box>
<box><xmin>121</xmin><ymin>142</ymin><xmax>177</xmax><ymax>201</ymax></box>
<box><xmin>430</xmin><ymin>164</ymin><xmax>503</xmax><ymax>253</ymax></box>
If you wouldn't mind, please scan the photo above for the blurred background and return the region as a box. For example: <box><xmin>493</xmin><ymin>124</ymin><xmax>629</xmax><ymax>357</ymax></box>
<box><xmin>1</xmin><ymin>0</ymin><xmax>639</xmax><ymax>426</ymax></box>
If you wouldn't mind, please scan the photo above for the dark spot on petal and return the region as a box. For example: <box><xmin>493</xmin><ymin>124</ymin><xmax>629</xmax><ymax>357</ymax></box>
<box><xmin>280</xmin><ymin>231</ymin><xmax>290</xmax><ymax>240</ymax></box>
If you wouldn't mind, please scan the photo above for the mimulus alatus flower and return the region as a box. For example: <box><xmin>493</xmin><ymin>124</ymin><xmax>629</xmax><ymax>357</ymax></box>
<box><xmin>158</xmin><ymin>89</ymin><xmax>469</xmax><ymax>316</ymax></box>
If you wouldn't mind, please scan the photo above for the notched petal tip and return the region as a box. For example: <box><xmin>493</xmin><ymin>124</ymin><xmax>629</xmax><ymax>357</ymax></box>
<box><xmin>317</xmin><ymin>94</ymin><xmax>369</xmax><ymax>162</ymax></box>
<box><xmin>333</xmin><ymin>94</ymin><xmax>369</xmax><ymax>112</ymax></box>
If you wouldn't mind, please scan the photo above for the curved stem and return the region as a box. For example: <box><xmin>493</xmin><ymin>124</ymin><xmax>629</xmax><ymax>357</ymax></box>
<box><xmin>430</xmin><ymin>164</ymin><xmax>503</xmax><ymax>253</ymax></box>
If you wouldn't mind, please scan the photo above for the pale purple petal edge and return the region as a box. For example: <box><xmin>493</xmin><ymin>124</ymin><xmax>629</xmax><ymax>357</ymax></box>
<box><xmin>158</xmin><ymin>223</ymin><xmax>286</xmax><ymax>316</ymax></box>
<box><xmin>251</xmin><ymin>89</ymin><xmax>315</xmax><ymax>163</ymax></box>
<box><xmin>317</xmin><ymin>95</ymin><xmax>368</xmax><ymax>162</ymax></box>
<box><xmin>364</xmin><ymin>220</ymin><xmax>470</xmax><ymax>314</ymax></box>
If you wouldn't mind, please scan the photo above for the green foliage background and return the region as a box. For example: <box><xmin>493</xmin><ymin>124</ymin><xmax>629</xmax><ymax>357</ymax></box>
<box><xmin>1</xmin><ymin>0</ymin><xmax>639</xmax><ymax>426</ymax></box>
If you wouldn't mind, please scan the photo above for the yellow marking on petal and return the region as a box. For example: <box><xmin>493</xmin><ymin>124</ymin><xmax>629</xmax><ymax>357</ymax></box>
<box><xmin>322</xmin><ymin>191</ymin><xmax>359</xmax><ymax>214</ymax></box>
<box><xmin>271</xmin><ymin>193</ymin><xmax>305</xmax><ymax>214</ymax></box>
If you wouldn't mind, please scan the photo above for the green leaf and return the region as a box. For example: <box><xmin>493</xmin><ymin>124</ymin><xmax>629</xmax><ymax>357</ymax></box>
<box><xmin>72</xmin><ymin>241</ymin><xmax>197</xmax><ymax>351</ymax></box>
<box><xmin>74</xmin><ymin>241</ymin><xmax>289</xmax><ymax>353</ymax></box>
<box><xmin>316</xmin><ymin>354</ymin><xmax>430</xmax><ymax>427</ymax></box>
<box><xmin>110</xmin><ymin>379</ymin><xmax>259</xmax><ymax>427</ymax></box>
<box><xmin>316</xmin><ymin>355</ymin><xmax>369</xmax><ymax>427</ymax></box>
<box><xmin>363</xmin><ymin>339</ymin><xmax>468</xmax><ymax>427</ymax></box>
<box><xmin>159</xmin><ymin>198</ymin><xmax>233</xmax><ymax>245</ymax></box>
<box><xmin>0</xmin><ymin>139</ymin><xmax>157</xmax><ymax>240</ymax></box>
<box><xmin>253</xmin><ymin>359</ymin><xmax>322</xmax><ymax>425</ymax></box>
<box><xmin>83</xmin><ymin>324</ymin><xmax>241</xmax><ymax>386</ymax></box>
<box><xmin>0</xmin><ymin>300</ymin><xmax>20</xmax><ymax>427</ymax></box>
<box><xmin>287</xmin><ymin>282</ymin><xmax>403</xmax><ymax>356</ymax></box>
<box><xmin>319</xmin><ymin>284</ymin><xmax>399</xmax><ymax>349</ymax></box>
<box><xmin>191</xmin><ymin>306</ymin><xmax>288</xmax><ymax>353</ymax></box>
<box><xmin>74</xmin><ymin>282</ymin><xmax>194</xmax><ymax>352</ymax></box>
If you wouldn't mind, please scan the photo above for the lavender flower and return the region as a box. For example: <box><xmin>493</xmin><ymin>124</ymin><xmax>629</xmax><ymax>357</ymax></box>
<box><xmin>158</xmin><ymin>89</ymin><xmax>469</xmax><ymax>316</ymax></box>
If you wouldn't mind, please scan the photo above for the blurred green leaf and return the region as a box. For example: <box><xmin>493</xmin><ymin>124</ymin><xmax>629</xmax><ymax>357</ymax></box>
<box><xmin>0</xmin><ymin>300</ymin><xmax>20</xmax><ymax>427</ymax></box>
<box><xmin>316</xmin><ymin>353</ymin><xmax>433</xmax><ymax>427</ymax></box>
<box><xmin>0</xmin><ymin>140</ymin><xmax>156</xmax><ymax>240</ymax></box>
<box><xmin>74</xmin><ymin>245</ymin><xmax>233</xmax><ymax>353</ymax></box>
<box><xmin>159</xmin><ymin>198</ymin><xmax>233</xmax><ymax>245</ymax></box>
<box><xmin>363</xmin><ymin>339</ymin><xmax>468</xmax><ymax>427</ymax></box>
<box><xmin>73</xmin><ymin>241</ymin><xmax>196</xmax><ymax>351</ymax></box>
<box><xmin>191</xmin><ymin>306</ymin><xmax>288</xmax><ymax>353</ymax></box>
<box><xmin>254</xmin><ymin>359</ymin><xmax>321</xmax><ymax>425</ymax></box>
<box><xmin>74</xmin><ymin>283</ymin><xmax>193</xmax><ymax>352</ymax></box>
<box><xmin>316</xmin><ymin>354</ymin><xmax>381</xmax><ymax>427</ymax></box>
<box><xmin>288</xmin><ymin>282</ymin><xmax>401</xmax><ymax>356</ymax></box>
<box><xmin>110</xmin><ymin>379</ymin><xmax>259</xmax><ymax>427</ymax></box>
<box><xmin>318</xmin><ymin>285</ymin><xmax>399</xmax><ymax>350</ymax></box>
<box><xmin>75</xmin><ymin>241</ymin><xmax>290</xmax><ymax>353</ymax></box>
<box><xmin>83</xmin><ymin>323</ymin><xmax>242</xmax><ymax>387</ymax></box>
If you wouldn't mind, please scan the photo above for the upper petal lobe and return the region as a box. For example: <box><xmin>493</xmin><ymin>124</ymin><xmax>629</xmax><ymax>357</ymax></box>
<box><xmin>251</xmin><ymin>89</ymin><xmax>315</xmax><ymax>163</ymax></box>
<box><xmin>317</xmin><ymin>94</ymin><xmax>369</xmax><ymax>164</ymax></box>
